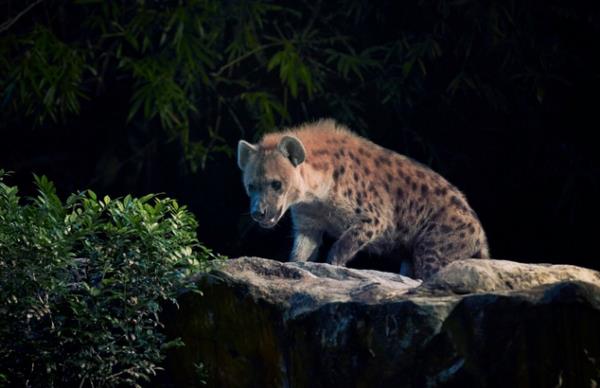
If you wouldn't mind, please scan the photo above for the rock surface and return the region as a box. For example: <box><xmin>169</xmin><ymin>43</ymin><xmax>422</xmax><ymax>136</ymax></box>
<box><xmin>164</xmin><ymin>258</ymin><xmax>600</xmax><ymax>387</ymax></box>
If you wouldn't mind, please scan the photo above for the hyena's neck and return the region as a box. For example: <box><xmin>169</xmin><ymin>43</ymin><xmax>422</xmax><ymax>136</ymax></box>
<box><xmin>297</xmin><ymin>163</ymin><xmax>332</xmax><ymax>203</ymax></box>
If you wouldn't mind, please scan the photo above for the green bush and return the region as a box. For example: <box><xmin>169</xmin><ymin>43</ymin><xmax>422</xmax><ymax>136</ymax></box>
<box><xmin>0</xmin><ymin>170</ymin><xmax>222</xmax><ymax>387</ymax></box>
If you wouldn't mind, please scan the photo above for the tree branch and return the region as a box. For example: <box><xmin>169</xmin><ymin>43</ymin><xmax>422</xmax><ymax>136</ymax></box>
<box><xmin>303</xmin><ymin>0</ymin><xmax>322</xmax><ymax>37</ymax></box>
<box><xmin>0</xmin><ymin>0</ymin><xmax>44</xmax><ymax>33</ymax></box>
<box><xmin>211</xmin><ymin>42</ymin><xmax>280</xmax><ymax>78</ymax></box>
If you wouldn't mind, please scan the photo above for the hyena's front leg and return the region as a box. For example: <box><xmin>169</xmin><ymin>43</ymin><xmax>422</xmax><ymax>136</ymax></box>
<box><xmin>326</xmin><ymin>224</ymin><xmax>378</xmax><ymax>266</ymax></box>
<box><xmin>290</xmin><ymin>228</ymin><xmax>323</xmax><ymax>262</ymax></box>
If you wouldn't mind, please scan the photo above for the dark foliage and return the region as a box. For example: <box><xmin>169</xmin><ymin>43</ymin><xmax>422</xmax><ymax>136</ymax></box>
<box><xmin>0</xmin><ymin>171</ymin><xmax>221</xmax><ymax>387</ymax></box>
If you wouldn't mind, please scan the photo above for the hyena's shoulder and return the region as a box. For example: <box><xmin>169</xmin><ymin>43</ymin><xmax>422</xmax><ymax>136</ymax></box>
<box><xmin>261</xmin><ymin>119</ymin><xmax>356</xmax><ymax>151</ymax></box>
<box><xmin>260</xmin><ymin>119</ymin><xmax>372</xmax><ymax>169</ymax></box>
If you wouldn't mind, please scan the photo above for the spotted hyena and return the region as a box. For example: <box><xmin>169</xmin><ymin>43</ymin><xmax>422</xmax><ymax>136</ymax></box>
<box><xmin>237</xmin><ymin>119</ymin><xmax>489</xmax><ymax>279</ymax></box>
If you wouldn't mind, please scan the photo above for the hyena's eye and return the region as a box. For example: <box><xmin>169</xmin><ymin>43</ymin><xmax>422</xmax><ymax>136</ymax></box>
<box><xmin>271</xmin><ymin>180</ymin><xmax>282</xmax><ymax>191</ymax></box>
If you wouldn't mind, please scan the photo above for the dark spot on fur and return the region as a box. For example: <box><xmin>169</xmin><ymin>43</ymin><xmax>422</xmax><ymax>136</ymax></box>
<box><xmin>353</xmin><ymin>172</ymin><xmax>359</xmax><ymax>181</ymax></box>
<box><xmin>364</xmin><ymin>166</ymin><xmax>371</xmax><ymax>175</ymax></box>
<box><xmin>396</xmin><ymin>188</ymin><xmax>404</xmax><ymax>198</ymax></box>
<box><xmin>459</xmin><ymin>232</ymin><xmax>466</xmax><ymax>238</ymax></box>
<box><xmin>416</xmin><ymin>170</ymin><xmax>425</xmax><ymax>178</ymax></box>
<box><xmin>356</xmin><ymin>158</ymin><xmax>362</xmax><ymax>166</ymax></box>
<box><xmin>365</xmin><ymin>231</ymin><xmax>374</xmax><ymax>238</ymax></box>
<box><xmin>368</xmin><ymin>203</ymin><xmax>374</xmax><ymax>212</ymax></box>
<box><xmin>430</xmin><ymin>208</ymin><xmax>444</xmax><ymax>221</ymax></box>
<box><xmin>453</xmin><ymin>221</ymin><xmax>466</xmax><ymax>231</ymax></box>
<box><xmin>339</xmin><ymin>148</ymin><xmax>346</xmax><ymax>156</ymax></box>
<box><xmin>373</xmin><ymin>218</ymin><xmax>380</xmax><ymax>225</ymax></box>
<box><xmin>468</xmin><ymin>224</ymin><xmax>476</xmax><ymax>234</ymax></box>
<box><xmin>377</xmin><ymin>156</ymin><xmax>392</xmax><ymax>166</ymax></box>
<box><xmin>333</xmin><ymin>165</ymin><xmax>346</xmax><ymax>180</ymax></box>
<box><xmin>424</xmin><ymin>255</ymin><xmax>436</xmax><ymax>264</ymax></box>
<box><xmin>362</xmin><ymin>218</ymin><xmax>372</xmax><ymax>224</ymax></box>
<box><xmin>384</xmin><ymin>182</ymin><xmax>390</xmax><ymax>192</ymax></box>
<box><xmin>394</xmin><ymin>205</ymin><xmax>401</xmax><ymax>214</ymax></box>
<box><xmin>440</xmin><ymin>224</ymin><xmax>452</xmax><ymax>233</ymax></box>
<box><xmin>450</xmin><ymin>196</ymin><xmax>462</xmax><ymax>207</ymax></box>
<box><xmin>355</xmin><ymin>207</ymin><xmax>362</xmax><ymax>214</ymax></box>
<box><xmin>313</xmin><ymin>149</ymin><xmax>329</xmax><ymax>156</ymax></box>
<box><xmin>358</xmin><ymin>147</ymin><xmax>372</xmax><ymax>158</ymax></box>
<box><xmin>434</xmin><ymin>187</ymin><xmax>448</xmax><ymax>197</ymax></box>
<box><xmin>386</xmin><ymin>172</ymin><xmax>393</xmax><ymax>181</ymax></box>
<box><xmin>421</xmin><ymin>184</ymin><xmax>429</xmax><ymax>196</ymax></box>
<box><xmin>446</xmin><ymin>242</ymin><xmax>454</xmax><ymax>250</ymax></box>
<box><xmin>411</xmin><ymin>182</ymin><xmax>417</xmax><ymax>191</ymax></box>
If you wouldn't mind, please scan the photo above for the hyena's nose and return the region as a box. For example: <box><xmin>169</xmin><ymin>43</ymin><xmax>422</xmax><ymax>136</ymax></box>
<box><xmin>251</xmin><ymin>208</ymin><xmax>267</xmax><ymax>222</ymax></box>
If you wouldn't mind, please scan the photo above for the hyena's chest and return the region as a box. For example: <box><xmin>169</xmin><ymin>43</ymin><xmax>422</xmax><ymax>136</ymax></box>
<box><xmin>292</xmin><ymin>201</ymin><xmax>353</xmax><ymax>238</ymax></box>
<box><xmin>293</xmin><ymin>199</ymin><xmax>401</xmax><ymax>253</ymax></box>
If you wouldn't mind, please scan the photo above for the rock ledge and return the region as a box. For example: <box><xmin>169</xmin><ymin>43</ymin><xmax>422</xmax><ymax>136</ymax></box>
<box><xmin>165</xmin><ymin>258</ymin><xmax>600</xmax><ymax>387</ymax></box>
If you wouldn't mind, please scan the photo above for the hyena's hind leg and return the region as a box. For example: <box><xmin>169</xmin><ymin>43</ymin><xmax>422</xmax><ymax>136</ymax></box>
<box><xmin>412</xmin><ymin>226</ymin><xmax>487</xmax><ymax>280</ymax></box>
<box><xmin>412</xmin><ymin>241</ymin><xmax>448</xmax><ymax>280</ymax></box>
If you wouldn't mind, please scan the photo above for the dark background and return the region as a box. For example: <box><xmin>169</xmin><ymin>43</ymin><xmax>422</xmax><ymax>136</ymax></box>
<box><xmin>1</xmin><ymin>0</ymin><xmax>599</xmax><ymax>271</ymax></box>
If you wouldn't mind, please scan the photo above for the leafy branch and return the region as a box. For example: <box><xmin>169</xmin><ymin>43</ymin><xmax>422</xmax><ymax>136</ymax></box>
<box><xmin>1</xmin><ymin>0</ymin><xmax>592</xmax><ymax>172</ymax></box>
<box><xmin>0</xmin><ymin>0</ymin><xmax>44</xmax><ymax>33</ymax></box>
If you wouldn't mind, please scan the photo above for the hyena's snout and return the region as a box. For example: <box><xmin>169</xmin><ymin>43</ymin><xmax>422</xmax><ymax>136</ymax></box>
<box><xmin>250</xmin><ymin>197</ymin><xmax>282</xmax><ymax>228</ymax></box>
<box><xmin>250</xmin><ymin>201</ymin><xmax>267</xmax><ymax>222</ymax></box>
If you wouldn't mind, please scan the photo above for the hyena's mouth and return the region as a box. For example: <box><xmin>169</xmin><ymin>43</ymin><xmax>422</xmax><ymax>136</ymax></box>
<box><xmin>258</xmin><ymin>207</ymin><xmax>283</xmax><ymax>229</ymax></box>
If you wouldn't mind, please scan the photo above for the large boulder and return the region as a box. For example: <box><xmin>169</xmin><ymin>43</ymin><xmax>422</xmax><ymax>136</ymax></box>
<box><xmin>164</xmin><ymin>258</ymin><xmax>600</xmax><ymax>387</ymax></box>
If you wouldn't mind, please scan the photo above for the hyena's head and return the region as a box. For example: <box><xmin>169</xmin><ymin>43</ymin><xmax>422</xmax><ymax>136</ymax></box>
<box><xmin>237</xmin><ymin>136</ymin><xmax>305</xmax><ymax>228</ymax></box>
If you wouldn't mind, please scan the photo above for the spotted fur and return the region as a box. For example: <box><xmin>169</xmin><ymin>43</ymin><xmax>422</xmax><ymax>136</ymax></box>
<box><xmin>237</xmin><ymin>119</ymin><xmax>489</xmax><ymax>279</ymax></box>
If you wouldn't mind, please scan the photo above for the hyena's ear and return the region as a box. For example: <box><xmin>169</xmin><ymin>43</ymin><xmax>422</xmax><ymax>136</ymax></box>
<box><xmin>278</xmin><ymin>136</ymin><xmax>306</xmax><ymax>167</ymax></box>
<box><xmin>237</xmin><ymin>140</ymin><xmax>258</xmax><ymax>170</ymax></box>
